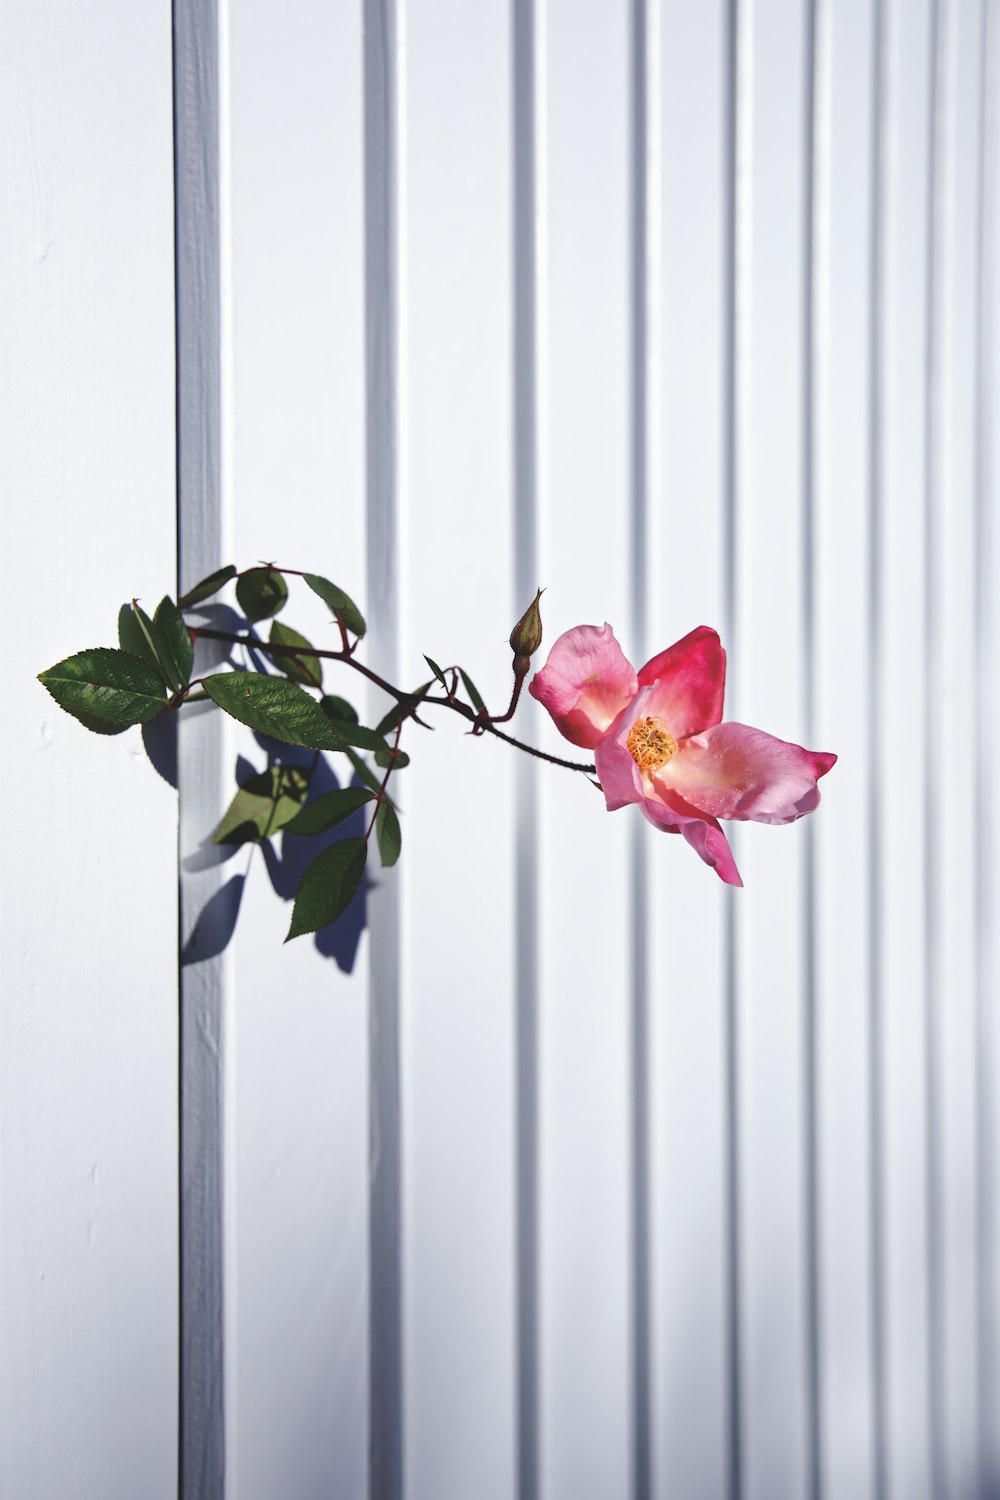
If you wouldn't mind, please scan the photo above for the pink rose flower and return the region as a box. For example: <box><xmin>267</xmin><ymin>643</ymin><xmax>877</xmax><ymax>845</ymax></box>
<box><xmin>529</xmin><ymin>623</ymin><xmax>836</xmax><ymax>887</ymax></box>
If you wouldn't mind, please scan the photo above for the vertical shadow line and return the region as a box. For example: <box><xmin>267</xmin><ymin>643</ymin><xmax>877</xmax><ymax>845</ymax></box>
<box><xmin>722</xmin><ymin>2</ymin><xmax>744</xmax><ymax>1497</ymax></box>
<box><xmin>866</xmin><ymin>1</ymin><xmax>889</xmax><ymax>1496</ymax></box>
<box><xmin>800</xmin><ymin>2</ymin><xmax>822</xmax><ymax>1497</ymax></box>
<box><xmin>364</xmin><ymin>4</ymin><xmax>406</xmax><ymax>1499</ymax></box>
<box><xmin>629</xmin><ymin>2</ymin><xmax>657</xmax><ymax>1496</ymax></box>
<box><xmin>973</xmin><ymin>0</ymin><xmax>996</xmax><ymax>1489</ymax></box>
<box><xmin>173</xmin><ymin>2</ymin><xmax>228</xmax><ymax>1496</ymax></box>
<box><xmin>513</xmin><ymin>3</ymin><xmax>544</xmax><ymax>1497</ymax></box>
<box><xmin>922</xmin><ymin>2</ymin><xmax>945</xmax><ymax>1494</ymax></box>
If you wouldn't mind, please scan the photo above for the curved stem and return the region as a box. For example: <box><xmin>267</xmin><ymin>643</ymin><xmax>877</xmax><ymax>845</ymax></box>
<box><xmin>186</xmin><ymin>626</ymin><xmax>597</xmax><ymax>775</ymax></box>
<box><xmin>367</xmin><ymin>717</ymin><xmax>404</xmax><ymax>842</ymax></box>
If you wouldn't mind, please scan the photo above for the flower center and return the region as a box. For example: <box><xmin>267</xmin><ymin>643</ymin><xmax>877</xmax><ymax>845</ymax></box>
<box><xmin>626</xmin><ymin>716</ymin><xmax>677</xmax><ymax>772</ymax></box>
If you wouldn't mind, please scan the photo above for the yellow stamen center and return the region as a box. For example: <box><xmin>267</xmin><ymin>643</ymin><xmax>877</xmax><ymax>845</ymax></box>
<box><xmin>626</xmin><ymin>716</ymin><xmax>677</xmax><ymax>772</ymax></box>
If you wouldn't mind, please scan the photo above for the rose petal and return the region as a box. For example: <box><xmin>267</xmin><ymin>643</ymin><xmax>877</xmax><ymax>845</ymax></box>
<box><xmin>593</xmin><ymin>706</ymin><xmax>644</xmax><ymax>810</ymax></box>
<box><xmin>661</xmin><ymin>721</ymin><xmax>837</xmax><ymax>824</ymax></box>
<box><xmin>641</xmin><ymin>789</ymin><xmax>743</xmax><ymax>886</ymax></box>
<box><xmin>636</xmin><ymin>626</ymin><xmax>726</xmax><ymax>738</ymax></box>
<box><xmin>529</xmin><ymin>622</ymin><xmax>638</xmax><ymax>748</ymax></box>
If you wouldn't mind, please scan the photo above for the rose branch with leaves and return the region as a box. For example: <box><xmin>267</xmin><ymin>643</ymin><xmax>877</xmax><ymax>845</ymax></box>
<box><xmin>38</xmin><ymin>564</ymin><xmax>836</xmax><ymax>942</ymax></box>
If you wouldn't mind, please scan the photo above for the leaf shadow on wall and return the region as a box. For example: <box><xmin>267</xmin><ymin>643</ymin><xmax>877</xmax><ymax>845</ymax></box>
<box><xmin>180</xmin><ymin>735</ymin><xmax>369</xmax><ymax>973</ymax></box>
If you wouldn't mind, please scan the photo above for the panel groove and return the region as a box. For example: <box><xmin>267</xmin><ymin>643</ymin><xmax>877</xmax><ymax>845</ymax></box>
<box><xmin>629</xmin><ymin>2</ymin><xmax>657</xmax><ymax>1495</ymax></box>
<box><xmin>513</xmin><ymin>2</ymin><xmax>544</xmax><ymax>1497</ymax></box>
<box><xmin>364</xmin><ymin>4</ymin><xmax>406</xmax><ymax>1497</ymax></box>
<box><xmin>173</xmin><ymin>1</ymin><xmax>230</xmax><ymax>1492</ymax></box>
<box><xmin>867</xmin><ymin>2</ymin><xmax>889</xmax><ymax>1495</ymax></box>
<box><xmin>921</xmin><ymin>2</ymin><xmax>946</xmax><ymax>1493</ymax></box>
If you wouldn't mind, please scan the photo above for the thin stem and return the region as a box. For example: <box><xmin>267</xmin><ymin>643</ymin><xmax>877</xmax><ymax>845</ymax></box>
<box><xmin>187</xmin><ymin>626</ymin><xmax>597</xmax><ymax>775</ymax></box>
<box><xmin>481</xmin><ymin>719</ymin><xmax>595</xmax><ymax>772</ymax></box>
<box><xmin>486</xmin><ymin>667</ymin><xmax>528</xmax><ymax>725</ymax></box>
<box><xmin>367</xmin><ymin>717</ymin><xmax>405</xmax><ymax>842</ymax></box>
<box><xmin>192</xmin><ymin>626</ymin><xmax>407</xmax><ymax>701</ymax></box>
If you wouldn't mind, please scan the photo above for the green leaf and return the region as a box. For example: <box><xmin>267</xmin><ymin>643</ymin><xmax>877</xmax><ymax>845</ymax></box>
<box><xmin>129</xmin><ymin>598</ymin><xmax>174</xmax><ymax>682</ymax></box>
<box><xmin>118</xmin><ymin>599</ymin><xmax>190</xmax><ymax>692</ymax></box>
<box><xmin>375</xmin><ymin>799</ymin><xmax>401</xmax><ymax>868</ymax></box>
<box><xmin>269</xmin><ymin>620</ymin><xmax>322</xmax><ymax>689</ymax></box>
<box><xmin>286</xmin><ymin>838</ymin><xmax>367</xmax><ymax>941</ymax></box>
<box><xmin>63</xmin><ymin>705</ymin><xmax>131</xmax><ymax>736</ymax></box>
<box><xmin>236</xmin><ymin>567</ymin><xmax>288</xmax><ymax>622</ymax></box>
<box><xmin>459</xmin><ymin>668</ymin><xmax>487</xmax><ymax>716</ymax></box>
<box><xmin>213</xmin><ymin>765</ymin><xmax>311</xmax><ymax>846</ymax></box>
<box><xmin>423</xmin><ymin>655</ymin><xmax>447</xmax><ymax>686</ymax></box>
<box><xmin>375</xmin><ymin>682</ymin><xmax>434</xmax><ymax>736</ymax></box>
<box><xmin>321</xmin><ymin>695</ymin><xmax>358</xmax><ymax>724</ymax></box>
<box><xmin>118</xmin><ymin>602</ymin><xmax>163</xmax><ymax>678</ymax></box>
<box><xmin>284</xmin><ymin>785</ymin><xmax>374</xmax><ymax>837</ymax></box>
<box><xmin>375</xmin><ymin>704</ymin><xmax>402</xmax><ymax>737</ymax></box>
<box><xmin>374</xmin><ymin>745</ymin><xmax>409</xmax><ymax>769</ymax></box>
<box><xmin>326</xmin><ymin>721</ymin><xmax>391</xmax><ymax>752</ymax></box>
<box><xmin>303</xmin><ymin>573</ymin><xmax>366</xmax><ymax>638</ymax></box>
<box><xmin>179</xmin><ymin>564</ymin><xmax>237</xmax><ymax>609</ymax></box>
<box><xmin>202</xmin><ymin>672</ymin><xmax>348</xmax><ymax>750</ymax></box>
<box><xmin>38</xmin><ymin>648</ymin><xmax>166</xmax><ymax>727</ymax></box>
<box><xmin>153</xmin><ymin>596</ymin><xmax>193</xmax><ymax>691</ymax></box>
<box><xmin>343</xmin><ymin>747</ymin><xmax>396</xmax><ymax>806</ymax></box>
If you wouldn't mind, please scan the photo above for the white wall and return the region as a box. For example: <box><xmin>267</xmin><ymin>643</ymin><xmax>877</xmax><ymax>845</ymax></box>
<box><xmin>3</xmin><ymin>2</ymin><xmax>999</xmax><ymax>1499</ymax></box>
<box><xmin>0</xmin><ymin>2</ymin><xmax>179</xmax><ymax>1497</ymax></box>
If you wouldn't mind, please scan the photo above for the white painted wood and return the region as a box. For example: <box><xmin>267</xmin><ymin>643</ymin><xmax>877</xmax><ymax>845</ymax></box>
<box><xmin>537</xmin><ymin>4</ymin><xmax>633</xmax><ymax>1498</ymax></box>
<box><xmin>222</xmin><ymin>3</ymin><xmax>369</xmax><ymax>1498</ymax></box>
<box><xmin>734</xmin><ymin>2</ymin><xmax>815</xmax><ymax>1497</ymax></box>
<box><xmin>812</xmin><ymin>1</ymin><xmax>880</xmax><ymax>1496</ymax></box>
<box><xmin>402</xmin><ymin>3</ymin><xmax>518</xmax><ymax>1496</ymax></box>
<box><xmin>980</xmin><ymin>10</ymin><xmax>1000</xmax><ymax>1491</ymax></box>
<box><xmin>879</xmin><ymin>1</ymin><xmax>935</xmax><ymax>1494</ymax></box>
<box><xmin>3</xmin><ymin>7</ymin><xmax>995</xmax><ymax>1500</ymax></box>
<box><xmin>0</xmin><ymin>3</ymin><xmax>178</xmax><ymax>1497</ymax></box>
<box><xmin>932</xmin><ymin>3</ymin><xmax>984</xmax><ymax>1495</ymax></box>
<box><xmin>649</xmin><ymin>5</ymin><xmax>732</xmax><ymax>1498</ymax></box>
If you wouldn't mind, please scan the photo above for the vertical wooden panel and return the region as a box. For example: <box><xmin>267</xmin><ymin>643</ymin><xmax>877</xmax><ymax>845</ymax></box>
<box><xmin>879</xmin><ymin>1</ymin><xmax>935</xmax><ymax>1494</ymax></box>
<box><xmin>734</xmin><ymin>1</ymin><xmax>815</xmax><ymax>1495</ymax></box>
<box><xmin>0</xmin><ymin>2</ymin><xmax>178</xmax><ymax>1496</ymax></box>
<box><xmin>403</xmin><ymin>4</ymin><xmax>518</xmax><ymax>1498</ymax></box>
<box><xmin>932</xmin><ymin>2</ymin><xmax>984</xmax><ymax>1495</ymax></box>
<box><xmin>173</xmin><ymin>2</ymin><xmax>232</xmax><ymax>1493</ymax></box>
<box><xmin>649</xmin><ymin>4</ymin><xmax>732</xmax><ymax>1498</ymax></box>
<box><xmin>980</xmin><ymin>7</ymin><xmax>1000</xmax><ymax>1489</ymax></box>
<box><xmin>222</xmin><ymin>3</ymin><xmax>369</xmax><ymax>1497</ymax></box>
<box><xmin>980</xmin><ymin>10</ymin><xmax>1000</xmax><ymax>1492</ymax></box>
<box><xmin>537</xmin><ymin>4</ymin><xmax>632</xmax><ymax>1498</ymax></box>
<box><xmin>813</xmin><ymin>0</ymin><xmax>880</xmax><ymax>1496</ymax></box>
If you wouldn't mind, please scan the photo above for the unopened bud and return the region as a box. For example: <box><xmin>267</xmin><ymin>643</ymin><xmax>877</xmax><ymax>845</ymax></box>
<box><xmin>509</xmin><ymin>587</ymin><xmax>544</xmax><ymax>662</ymax></box>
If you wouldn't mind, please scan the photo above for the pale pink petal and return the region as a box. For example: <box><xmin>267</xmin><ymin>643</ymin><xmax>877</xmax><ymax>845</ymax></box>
<box><xmin>679</xmin><ymin>818</ymin><xmax>743</xmax><ymax>886</ymax></box>
<box><xmin>529</xmin><ymin>622</ymin><xmax>638</xmax><ymax>748</ymax></box>
<box><xmin>661</xmin><ymin>721</ymin><xmax>837</xmax><ymax>825</ymax></box>
<box><xmin>635</xmin><ymin>626</ymin><xmax>726</xmax><ymax>738</ymax></box>
<box><xmin>593</xmin><ymin>705</ymin><xmax>644</xmax><ymax>810</ymax></box>
<box><xmin>640</xmin><ymin>788</ymin><xmax>743</xmax><ymax>886</ymax></box>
